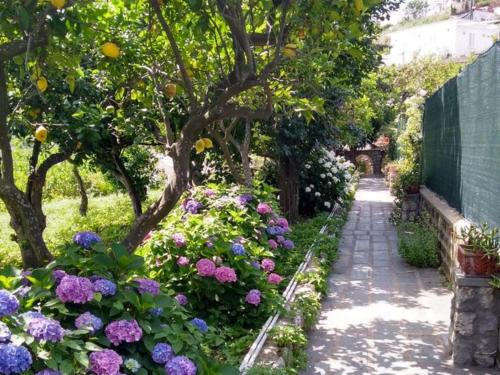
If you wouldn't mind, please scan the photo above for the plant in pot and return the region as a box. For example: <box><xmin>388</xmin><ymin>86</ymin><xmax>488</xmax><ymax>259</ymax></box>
<box><xmin>398</xmin><ymin>169</ymin><xmax>420</xmax><ymax>195</ymax></box>
<box><xmin>457</xmin><ymin>223</ymin><xmax>499</xmax><ymax>277</ymax></box>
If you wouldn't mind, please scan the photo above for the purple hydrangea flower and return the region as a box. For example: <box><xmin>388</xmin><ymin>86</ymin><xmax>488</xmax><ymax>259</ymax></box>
<box><xmin>204</xmin><ymin>189</ymin><xmax>216</xmax><ymax>197</ymax></box>
<box><xmin>165</xmin><ymin>356</ymin><xmax>197</xmax><ymax>375</ymax></box>
<box><xmin>0</xmin><ymin>290</ymin><xmax>19</xmax><ymax>317</ymax></box>
<box><xmin>0</xmin><ymin>322</ymin><xmax>11</xmax><ymax>343</ymax></box>
<box><xmin>266</xmin><ymin>226</ymin><xmax>285</xmax><ymax>236</ymax></box>
<box><xmin>20</xmin><ymin>271</ymin><xmax>32</xmax><ymax>287</ymax></box>
<box><xmin>283</xmin><ymin>240</ymin><xmax>295</xmax><ymax>249</ymax></box>
<box><xmin>276</xmin><ymin>235</ymin><xmax>285</xmax><ymax>244</ymax></box>
<box><xmin>172</xmin><ymin>233</ymin><xmax>186</xmax><ymax>248</ymax></box>
<box><xmin>177</xmin><ymin>256</ymin><xmax>190</xmax><ymax>266</ymax></box>
<box><xmin>238</xmin><ymin>194</ymin><xmax>254</xmax><ymax>206</ymax></box>
<box><xmin>19</xmin><ymin>311</ymin><xmax>44</xmax><ymax>324</ymax></box>
<box><xmin>276</xmin><ymin>217</ymin><xmax>289</xmax><ymax>230</ymax></box>
<box><xmin>182</xmin><ymin>199</ymin><xmax>203</xmax><ymax>214</ymax></box>
<box><xmin>89</xmin><ymin>349</ymin><xmax>123</xmax><ymax>375</ymax></box>
<box><xmin>195</xmin><ymin>259</ymin><xmax>216</xmax><ymax>277</ymax></box>
<box><xmin>214</xmin><ymin>267</ymin><xmax>237</xmax><ymax>283</ymax></box>
<box><xmin>245</xmin><ymin>289</ymin><xmax>261</xmax><ymax>306</ymax></box>
<box><xmin>256</xmin><ymin>202</ymin><xmax>272</xmax><ymax>215</ymax></box>
<box><xmin>105</xmin><ymin>320</ymin><xmax>143</xmax><ymax>346</ymax></box>
<box><xmin>52</xmin><ymin>270</ymin><xmax>67</xmax><ymax>284</ymax></box>
<box><xmin>135</xmin><ymin>278</ymin><xmax>160</xmax><ymax>295</ymax></box>
<box><xmin>149</xmin><ymin>307</ymin><xmax>164</xmax><ymax>317</ymax></box>
<box><xmin>152</xmin><ymin>343</ymin><xmax>174</xmax><ymax>364</ymax></box>
<box><xmin>250</xmin><ymin>261</ymin><xmax>261</xmax><ymax>269</ymax></box>
<box><xmin>261</xmin><ymin>259</ymin><xmax>275</xmax><ymax>272</ymax></box>
<box><xmin>190</xmin><ymin>318</ymin><xmax>208</xmax><ymax>333</ymax></box>
<box><xmin>268</xmin><ymin>239</ymin><xmax>278</xmax><ymax>249</ymax></box>
<box><xmin>204</xmin><ymin>241</ymin><xmax>214</xmax><ymax>248</ymax></box>
<box><xmin>231</xmin><ymin>243</ymin><xmax>246</xmax><ymax>256</ymax></box>
<box><xmin>36</xmin><ymin>369</ymin><xmax>62</xmax><ymax>375</ymax></box>
<box><xmin>27</xmin><ymin>317</ymin><xmax>65</xmax><ymax>342</ymax></box>
<box><xmin>73</xmin><ymin>231</ymin><xmax>101</xmax><ymax>249</ymax></box>
<box><xmin>175</xmin><ymin>294</ymin><xmax>188</xmax><ymax>305</ymax></box>
<box><xmin>56</xmin><ymin>275</ymin><xmax>94</xmax><ymax>304</ymax></box>
<box><xmin>93</xmin><ymin>279</ymin><xmax>117</xmax><ymax>296</ymax></box>
<box><xmin>75</xmin><ymin>312</ymin><xmax>103</xmax><ymax>333</ymax></box>
<box><xmin>0</xmin><ymin>344</ymin><xmax>32</xmax><ymax>375</ymax></box>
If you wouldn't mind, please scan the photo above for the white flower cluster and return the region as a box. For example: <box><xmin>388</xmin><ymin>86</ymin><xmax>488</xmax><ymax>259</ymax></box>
<box><xmin>301</xmin><ymin>149</ymin><xmax>355</xmax><ymax>212</ymax></box>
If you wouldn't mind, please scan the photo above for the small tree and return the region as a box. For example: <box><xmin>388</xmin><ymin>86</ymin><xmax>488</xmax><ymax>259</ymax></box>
<box><xmin>404</xmin><ymin>0</ymin><xmax>430</xmax><ymax>20</ymax></box>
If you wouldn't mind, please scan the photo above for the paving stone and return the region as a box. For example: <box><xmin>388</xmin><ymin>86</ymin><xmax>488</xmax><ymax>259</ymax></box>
<box><xmin>302</xmin><ymin>178</ymin><xmax>467</xmax><ymax>375</ymax></box>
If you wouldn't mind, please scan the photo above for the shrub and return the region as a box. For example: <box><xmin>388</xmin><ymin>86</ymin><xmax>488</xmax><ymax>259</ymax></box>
<box><xmin>269</xmin><ymin>325</ymin><xmax>307</xmax><ymax>350</ymax></box>
<box><xmin>397</xmin><ymin>222</ymin><xmax>440</xmax><ymax>267</ymax></box>
<box><xmin>0</xmin><ymin>239</ymin><xmax>235</xmax><ymax>374</ymax></box>
<box><xmin>144</xmin><ymin>183</ymin><xmax>295</xmax><ymax>328</ymax></box>
<box><xmin>299</xmin><ymin>149</ymin><xmax>354</xmax><ymax>216</ymax></box>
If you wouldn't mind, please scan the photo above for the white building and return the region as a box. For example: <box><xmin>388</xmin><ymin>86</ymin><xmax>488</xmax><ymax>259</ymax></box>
<box><xmin>383</xmin><ymin>18</ymin><xmax>500</xmax><ymax>65</ymax></box>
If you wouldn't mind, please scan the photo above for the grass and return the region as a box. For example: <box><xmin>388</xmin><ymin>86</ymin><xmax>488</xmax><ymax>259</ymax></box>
<box><xmin>0</xmin><ymin>192</ymin><xmax>161</xmax><ymax>267</ymax></box>
<box><xmin>386</xmin><ymin>11</ymin><xmax>451</xmax><ymax>33</ymax></box>
<box><xmin>397</xmin><ymin>221</ymin><xmax>440</xmax><ymax>268</ymax></box>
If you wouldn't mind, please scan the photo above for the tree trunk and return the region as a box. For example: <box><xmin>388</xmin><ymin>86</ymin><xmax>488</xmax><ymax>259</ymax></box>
<box><xmin>121</xmin><ymin>146</ymin><xmax>190</xmax><ymax>251</ymax></box>
<box><xmin>72</xmin><ymin>164</ymin><xmax>88</xmax><ymax>216</ymax></box>
<box><xmin>240</xmin><ymin>121</ymin><xmax>252</xmax><ymax>187</ymax></box>
<box><xmin>278</xmin><ymin>155</ymin><xmax>299</xmax><ymax>223</ymax></box>
<box><xmin>0</xmin><ymin>185</ymin><xmax>53</xmax><ymax>268</ymax></box>
<box><xmin>111</xmin><ymin>150</ymin><xmax>143</xmax><ymax>218</ymax></box>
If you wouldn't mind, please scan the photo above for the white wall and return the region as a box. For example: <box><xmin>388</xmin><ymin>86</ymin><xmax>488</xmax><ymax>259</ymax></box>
<box><xmin>383</xmin><ymin>19</ymin><xmax>500</xmax><ymax>65</ymax></box>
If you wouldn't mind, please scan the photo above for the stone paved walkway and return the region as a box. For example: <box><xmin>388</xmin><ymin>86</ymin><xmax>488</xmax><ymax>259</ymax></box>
<box><xmin>303</xmin><ymin>178</ymin><xmax>497</xmax><ymax>375</ymax></box>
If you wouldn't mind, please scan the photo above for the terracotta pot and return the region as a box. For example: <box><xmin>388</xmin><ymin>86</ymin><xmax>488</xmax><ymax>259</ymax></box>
<box><xmin>457</xmin><ymin>245</ymin><xmax>497</xmax><ymax>276</ymax></box>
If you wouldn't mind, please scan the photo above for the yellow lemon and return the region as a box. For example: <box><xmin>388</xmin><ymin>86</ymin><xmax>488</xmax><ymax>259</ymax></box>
<box><xmin>354</xmin><ymin>0</ymin><xmax>363</xmax><ymax>13</ymax></box>
<box><xmin>282</xmin><ymin>47</ymin><xmax>297</xmax><ymax>58</ymax></box>
<box><xmin>101</xmin><ymin>42</ymin><xmax>120</xmax><ymax>58</ymax></box>
<box><xmin>285</xmin><ymin>43</ymin><xmax>297</xmax><ymax>49</ymax></box>
<box><xmin>51</xmin><ymin>0</ymin><xmax>66</xmax><ymax>9</ymax></box>
<box><xmin>195</xmin><ymin>139</ymin><xmax>205</xmax><ymax>154</ymax></box>
<box><xmin>36</xmin><ymin>77</ymin><xmax>48</xmax><ymax>93</ymax></box>
<box><xmin>35</xmin><ymin>126</ymin><xmax>48</xmax><ymax>143</ymax></box>
<box><xmin>202</xmin><ymin>138</ymin><xmax>213</xmax><ymax>149</ymax></box>
<box><xmin>165</xmin><ymin>83</ymin><xmax>177</xmax><ymax>99</ymax></box>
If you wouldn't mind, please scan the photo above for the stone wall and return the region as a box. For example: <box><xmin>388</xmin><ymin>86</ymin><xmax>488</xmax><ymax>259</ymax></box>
<box><xmin>401</xmin><ymin>193</ymin><xmax>420</xmax><ymax>222</ymax></box>
<box><xmin>420</xmin><ymin>186</ymin><xmax>500</xmax><ymax>368</ymax></box>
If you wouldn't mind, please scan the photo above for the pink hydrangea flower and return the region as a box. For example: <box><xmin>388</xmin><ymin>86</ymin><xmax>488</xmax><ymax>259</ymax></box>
<box><xmin>214</xmin><ymin>267</ymin><xmax>237</xmax><ymax>283</ymax></box>
<box><xmin>276</xmin><ymin>217</ymin><xmax>289</xmax><ymax>231</ymax></box>
<box><xmin>196</xmin><ymin>259</ymin><xmax>216</xmax><ymax>277</ymax></box>
<box><xmin>177</xmin><ymin>257</ymin><xmax>190</xmax><ymax>266</ymax></box>
<box><xmin>256</xmin><ymin>202</ymin><xmax>272</xmax><ymax>215</ymax></box>
<box><xmin>261</xmin><ymin>259</ymin><xmax>275</xmax><ymax>272</ymax></box>
<box><xmin>105</xmin><ymin>320</ymin><xmax>142</xmax><ymax>346</ymax></box>
<box><xmin>268</xmin><ymin>239</ymin><xmax>278</xmax><ymax>249</ymax></box>
<box><xmin>56</xmin><ymin>275</ymin><xmax>94</xmax><ymax>304</ymax></box>
<box><xmin>245</xmin><ymin>289</ymin><xmax>261</xmax><ymax>305</ymax></box>
<box><xmin>267</xmin><ymin>273</ymin><xmax>283</xmax><ymax>285</ymax></box>
<box><xmin>89</xmin><ymin>349</ymin><xmax>123</xmax><ymax>375</ymax></box>
<box><xmin>172</xmin><ymin>233</ymin><xmax>186</xmax><ymax>248</ymax></box>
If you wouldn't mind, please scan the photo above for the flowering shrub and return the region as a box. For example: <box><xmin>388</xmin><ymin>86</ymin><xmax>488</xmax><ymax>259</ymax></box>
<box><xmin>0</xmin><ymin>241</ymin><xmax>235</xmax><ymax>374</ymax></box>
<box><xmin>299</xmin><ymin>148</ymin><xmax>355</xmax><ymax>216</ymax></box>
<box><xmin>145</xmin><ymin>183</ymin><xmax>295</xmax><ymax>327</ymax></box>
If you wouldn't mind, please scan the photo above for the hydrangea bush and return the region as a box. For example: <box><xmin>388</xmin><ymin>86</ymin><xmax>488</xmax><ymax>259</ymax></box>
<box><xmin>144</xmin><ymin>183</ymin><xmax>295</xmax><ymax>327</ymax></box>
<box><xmin>299</xmin><ymin>148</ymin><xmax>355</xmax><ymax>216</ymax></box>
<box><xmin>0</xmin><ymin>239</ymin><xmax>235</xmax><ymax>374</ymax></box>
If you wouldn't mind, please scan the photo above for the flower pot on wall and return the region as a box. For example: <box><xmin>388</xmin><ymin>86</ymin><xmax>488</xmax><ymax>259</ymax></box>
<box><xmin>457</xmin><ymin>245</ymin><xmax>497</xmax><ymax>276</ymax></box>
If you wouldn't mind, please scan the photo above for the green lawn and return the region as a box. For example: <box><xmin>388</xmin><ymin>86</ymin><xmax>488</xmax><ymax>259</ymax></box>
<box><xmin>0</xmin><ymin>193</ymin><xmax>144</xmax><ymax>267</ymax></box>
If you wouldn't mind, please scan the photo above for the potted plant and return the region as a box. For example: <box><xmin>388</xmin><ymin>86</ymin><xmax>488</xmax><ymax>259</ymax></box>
<box><xmin>457</xmin><ymin>223</ymin><xmax>499</xmax><ymax>276</ymax></box>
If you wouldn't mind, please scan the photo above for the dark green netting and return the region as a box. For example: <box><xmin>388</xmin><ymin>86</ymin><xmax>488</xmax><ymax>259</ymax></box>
<box><xmin>422</xmin><ymin>42</ymin><xmax>500</xmax><ymax>228</ymax></box>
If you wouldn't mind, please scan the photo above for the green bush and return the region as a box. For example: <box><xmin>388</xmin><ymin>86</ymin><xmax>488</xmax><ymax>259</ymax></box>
<box><xmin>397</xmin><ymin>222</ymin><xmax>440</xmax><ymax>267</ymax></box>
<box><xmin>0</xmin><ymin>243</ymin><xmax>234</xmax><ymax>374</ymax></box>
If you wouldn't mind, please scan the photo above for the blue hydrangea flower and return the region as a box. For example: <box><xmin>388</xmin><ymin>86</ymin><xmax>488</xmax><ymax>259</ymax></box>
<box><xmin>266</xmin><ymin>226</ymin><xmax>286</xmax><ymax>236</ymax></box>
<box><xmin>149</xmin><ymin>307</ymin><xmax>164</xmax><ymax>317</ymax></box>
<box><xmin>19</xmin><ymin>311</ymin><xmax>44</xmax><ymax>324</ymax></box>
<box><xmin>231</xmin><ymin>242</ymin><xmax>246</xmax><ymax>255</ymax></box>
<box><xmin>0</xmin><ymin>290</ymin><xmax>19</xmax><ymax>318</ymax></box>
<box><xmin>0</xmin><ymin>322</ymin><xmax>11</xmax><ymax>343</ymax></box>
<box><xmin>124</xmin><ymin>358</ymin><xmax>141</xmax><ymax>373</ymax></box>
<box><xmin>250</xmin><ymin>261</ymin><xmax>261</xmax><ymax>269</ymax></box>
<box><xmin>0</xmin><ymin>344</ymin><xmax>32</xmax><ymax>374</ymax></box>
<box><xmin>152</xmin><ymin>343</ymin><xmax>174</xmax><ymax>364</ymax></box>
<box><xmin>75</xmin><ymin>312</ymin><xmax>103</xmax><ymax>333</ymax></box>
<box><xmin>190</xmin><ymin>318</ymin><xmax>208</xmax><ymax>333</ymax></box>
<box><xmin>92</xmin><ymin>279</ymin><xmax>117</xmax><ymax>296</ymax></box>
<box><xmin>72</xmin><ymin>231</ymin><xmax>102</xmax><ymax>249</ymax></box>
<box><xmin>35</xmin><ymin>370</ymin><xmax>62</xmax><ymax>375</ymax></box>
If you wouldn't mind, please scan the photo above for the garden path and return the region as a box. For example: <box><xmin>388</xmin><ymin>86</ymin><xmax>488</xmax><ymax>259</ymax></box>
<box><xmin>303</xmin><ymin>177</ymin><xmax>495</xmax><ymax>375</ymax></box>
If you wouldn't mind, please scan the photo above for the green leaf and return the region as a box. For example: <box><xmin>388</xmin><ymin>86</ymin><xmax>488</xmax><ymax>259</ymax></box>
<box><xmin>74</xmin><ymin>352</ymin><xmax>89</xmax><ymax>367</ymax></box>
<box><xmin>84</xmin><ymin>342</ymin><xmax>102</xmax><ymax>351</ymax></box>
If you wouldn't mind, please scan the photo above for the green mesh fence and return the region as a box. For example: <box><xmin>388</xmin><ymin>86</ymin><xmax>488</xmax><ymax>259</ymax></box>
<box><xmin>422</xmin><ymin>42</ymin><xmax>500</xmax><ymax>228</ymax></box>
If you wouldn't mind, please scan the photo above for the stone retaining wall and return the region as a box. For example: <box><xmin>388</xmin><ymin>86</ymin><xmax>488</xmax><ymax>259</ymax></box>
<box><xmin>420</xmin><ymin>186</ymin><xmax>500</xmax><ymax>368</ymax></box>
